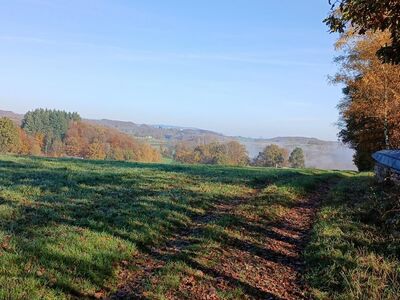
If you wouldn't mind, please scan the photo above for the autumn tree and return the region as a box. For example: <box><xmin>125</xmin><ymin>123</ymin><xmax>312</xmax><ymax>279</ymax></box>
<box><xmin>22</xmin><ymin>109</ymin><xmax>80</xmax><ymax>154</ymax></box>
<box><xmin>174</xmin><ymin>141</ymin><xmax>249</xmax><ymax>166</ymax></box>
<box><xmin>87</xmin><ymin>142</ymin><xmax>106</xmax><ymax>160</ymax></box>
<box><xmin>254</xmin><ymin>144</ymin><xmax>288</xmax><ymax>168</ymax></box>
<box><xmin>195</xmin><ymin>142</ymin><xmax>227</xmax><ymax>165</ymax></box>
<box><xmin>225</xmin><ymin>141</ymin><xmax>249</xmax><ymax>166</ymax></box>
<box><xmin>334</xmin><ymin>31</ymin><xmax>400</xmax><ymax>170</ymax></box>
<box><xmin>174</xmin><ymin>142</ymin><xmax>199</xmax><ymax>164</ymax></box>
<box><xmin>325</xmin><ymin>0</ymin><xmax>400</xmax><ymax>63</ymax></box>
<box><xmin>64</xmin><ymin>121</ymin><xmax>161</xmax><ymax>162</ymax></box>
<box><xmin>0</xmin><ymin>117</ymin><xmax>20</xmax><ymax>153</ymax></box>
<box><xmin>18</xmin><ymin>129</ymin><xmax>42</xmax><ymax>156</ymax></box>
<box><xmin>289</xmin><ymin>147</ymin><xmax>305</xmax><ymax>168</ymax></box>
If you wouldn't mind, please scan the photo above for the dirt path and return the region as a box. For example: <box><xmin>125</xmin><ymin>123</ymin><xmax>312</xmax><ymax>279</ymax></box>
<box><xmin>107</xmin><ymin>184</ymin><xmax>331</xmax><ymax>300</ymax></box>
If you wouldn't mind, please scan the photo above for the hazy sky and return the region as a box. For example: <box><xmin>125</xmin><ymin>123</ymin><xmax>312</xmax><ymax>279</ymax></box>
<box><xmin>0</xmin><ymin>0</ymin><xmax>343</xmax><ymax>140</ymax></box>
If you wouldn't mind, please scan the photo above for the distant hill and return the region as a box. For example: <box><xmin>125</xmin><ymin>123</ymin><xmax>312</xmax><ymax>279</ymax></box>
<box><xmin>87</xmin><ymin>118</ymin><xmax>224</xmax><ymax>143</ymax></box>
<box><xmin>0</xmin><ymin>110</ymin><xmax>23</xmax><ymax>123</ymax></box>
<box><xmin>0</xmin><ymin>109</ymin><xmax>356</xmax><ymax>170</ymax></box>
<box><xmin>89</xmin><ymin>119</ymin><xmax>355</xmax><ymax>170</ymax></box>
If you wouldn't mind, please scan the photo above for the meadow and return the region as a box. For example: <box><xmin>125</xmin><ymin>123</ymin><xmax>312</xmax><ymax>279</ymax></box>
<box><xmin>0</xmin><ymin>156</ymin><xmax>398</xmax><ymax>299</ymax></box>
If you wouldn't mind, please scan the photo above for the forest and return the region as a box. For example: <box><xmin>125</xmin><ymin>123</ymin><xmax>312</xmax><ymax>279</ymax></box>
<box><xmin>0</xmin><ymin>108</ymin><xmax>306</xmax><ymax>168</ymax></box>
<box><xmin>0</xmin><ymin>109</ymin><xmax>161</xmax><ymax>163</ymax></box>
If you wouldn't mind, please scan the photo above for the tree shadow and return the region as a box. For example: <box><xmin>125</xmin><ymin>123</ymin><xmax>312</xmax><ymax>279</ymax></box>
<box><xmin>0</xmin><ymin>156</ymin><xmax>345</xmax><ymax>298</ymax></box>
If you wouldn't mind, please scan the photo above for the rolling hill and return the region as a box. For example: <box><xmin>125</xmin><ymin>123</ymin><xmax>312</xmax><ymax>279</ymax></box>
<box><xmin>0</xmin><ymin>109</ymin><xmax>355</xmax><ymax>169</ymax></box>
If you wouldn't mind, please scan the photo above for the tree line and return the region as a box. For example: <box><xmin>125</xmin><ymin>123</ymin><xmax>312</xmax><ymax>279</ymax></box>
<box><xmin>0</xmin><ymin>109</ymin><xmax>161</xmax><ymax>162</ymax></box>
<box><xmin>325</xmin><ymin>1</ymin><xmax>400</xmax><ymax>171</ymax></box>
<box><xmin>174</xmin><ymin>141</ymin><xmax>305</xmax><ymax>168</ymax></box>
<box><xmin>0</xmin><ymin>108</ymin><xmax>306</xmax><ymax>168</ymax></box>
<box><xmin>327</xmin><ymin>27</ymin><xmax>400</xmax><ymax>170</ymax></box>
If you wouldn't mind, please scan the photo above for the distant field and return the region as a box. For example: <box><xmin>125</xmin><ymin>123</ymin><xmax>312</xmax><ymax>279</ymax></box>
<box><xmin>0</xmin><ymin>156</ymin><xmax>397</xmax><ymax>299</ymax></box>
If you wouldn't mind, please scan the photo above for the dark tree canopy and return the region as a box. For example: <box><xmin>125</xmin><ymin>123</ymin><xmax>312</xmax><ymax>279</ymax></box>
<box><xmin>289</xmin><ymin>147</ymin><xmax>305</xmax><ymax>168</ymax></box>
<box><xmin>325</xmin><ymin>0</ymin><xmax>400</xmax><ymax>64</ymax></box>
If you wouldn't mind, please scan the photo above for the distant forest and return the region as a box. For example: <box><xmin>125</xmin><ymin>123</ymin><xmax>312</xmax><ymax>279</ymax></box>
<box><xmin>0</xmin><ymin>109</ymin><xmax>160</xmax><ymax>162</ymax></box>
<box><xmin>0</xmin><ymin>108</ymin><xmax>305</xmax><ymax>168</ymax></box>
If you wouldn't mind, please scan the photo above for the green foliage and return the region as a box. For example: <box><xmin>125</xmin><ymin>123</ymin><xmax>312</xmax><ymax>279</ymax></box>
<box><xmin>325</xmin><ymin>0</ymin><xmax>400</xmax><ymax>64</ymax></box>
<box><xmin>254</xmin><ymin>144</ymin><xmax>288</xmax><ymax>168</ymax></box>
<box><xmin>0</xmin><ymin>117</ymin><xmax>20</xmax><ymax>153</ymax></box>
<box><xmin>289</xmin><ymin>147</ymin><xmax>305</xmax><ymax>168</ymax></box>
<box><xmin>22</xmin><ymin>109</ymin><xmax>81</xmax><ymax>154</ymax></box>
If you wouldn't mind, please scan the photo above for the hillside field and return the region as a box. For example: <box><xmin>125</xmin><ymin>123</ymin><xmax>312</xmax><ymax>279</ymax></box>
<box><xmin>0</xmin><ymin>156</ymin><xmax>398</xmax><ymax>299</ymax></box>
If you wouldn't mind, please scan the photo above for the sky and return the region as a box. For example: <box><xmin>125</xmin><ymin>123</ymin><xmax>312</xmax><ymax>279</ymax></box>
<box><xmin>0</xmin><ymin>0</ymin><xmax>343</xmax><ymax>140</ymax></box>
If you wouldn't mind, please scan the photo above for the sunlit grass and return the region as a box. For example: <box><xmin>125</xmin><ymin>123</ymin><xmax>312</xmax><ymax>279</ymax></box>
<box><xmin>1</xmin><ymin>155</ymin><xmax>386</xmax><ymax>299</ymax></box>
<box><xmin>0</xmin><ymin>155</ymin><xmax>339</xmax><ymax>299</ymax></box>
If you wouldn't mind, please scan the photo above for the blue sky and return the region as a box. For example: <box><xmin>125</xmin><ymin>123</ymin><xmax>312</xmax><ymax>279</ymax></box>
<box><xmin>0</xmin><ymin>0</ymin><xmax>342</xmax><ymax>140</ymax></box>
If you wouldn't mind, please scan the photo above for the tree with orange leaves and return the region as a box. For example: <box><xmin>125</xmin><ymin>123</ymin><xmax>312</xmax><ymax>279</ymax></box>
<box><xmin>334</xmin><ymin>31</ymin><xmax>400</xmax><ymax>170</ymax></box>
<box><xmin>64</xmin><ymin>121</ymin><xmax>161</xmax><ymax>162</ymax></box>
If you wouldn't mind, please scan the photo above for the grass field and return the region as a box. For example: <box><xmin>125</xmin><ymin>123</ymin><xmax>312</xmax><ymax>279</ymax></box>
<box><xmin>305</xmin><ymin>174</ymin><xmax>400</xmax><ymax>299</ymax></box>
<box><xmin>0</xmin><ymin>155</ymin><xmax>398</xmax><ymax>299</ymax></box>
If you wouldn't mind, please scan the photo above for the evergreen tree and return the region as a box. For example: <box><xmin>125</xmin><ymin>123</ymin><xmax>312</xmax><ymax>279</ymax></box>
<box><xmin>22</xmin><ymin>109</ymin><xmax>80</xmax><ymax>154</ymax></box>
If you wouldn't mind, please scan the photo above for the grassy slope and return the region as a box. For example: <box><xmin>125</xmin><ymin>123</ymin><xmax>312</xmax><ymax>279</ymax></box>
<box><xmin>0</xmin><ymin>155</ymin><xmax>340</xmax><ymax>299</ymax></box>
<box><xmin>305</xmin><ymin>174</ymin><xmax>400</xmax><ymax>299</ymax></box>
<box><xmin>2</xmin><ymin>155</ymin><xmax>397</xmax><ymax>299</ymax></box>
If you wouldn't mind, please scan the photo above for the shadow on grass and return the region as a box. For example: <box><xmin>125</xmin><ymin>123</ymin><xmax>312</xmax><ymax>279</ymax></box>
<box><xmin>0</xmin><ymin>156</ymin><xmax>345</xmax><ymax>298</ymax></box>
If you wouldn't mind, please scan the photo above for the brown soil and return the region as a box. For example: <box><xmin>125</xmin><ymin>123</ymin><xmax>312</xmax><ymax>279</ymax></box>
<box><xmin>106</xmin><ymin>185</ymin><xmax>331</xmax><ymax>300</ymax></box>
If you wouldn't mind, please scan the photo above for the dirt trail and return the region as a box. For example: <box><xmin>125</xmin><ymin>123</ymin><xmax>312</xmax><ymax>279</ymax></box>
<box><xmin>107</xmin><ymin>184</ymin><xmax>331</xmax><ymax>300</ymax></box>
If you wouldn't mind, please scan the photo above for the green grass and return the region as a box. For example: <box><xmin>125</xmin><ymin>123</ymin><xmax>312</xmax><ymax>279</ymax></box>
<box><xmin>141</xmin><ymin>169</ymin><xmax>344</xmax><ymax>299</ymax></box>
<box><xmin>1</xmin><ymin>155</ymin><xmax>396</xmax><ymax>299</ymax></box>
<box><xmin>0</xmin><ymin>155</ymin><xmax>341</xmax><ymax>299</ymax></box>
<box><xmin>305</xmin><ymin>173</ymin><xmax>400</xmax><ymax>299</ymax></box>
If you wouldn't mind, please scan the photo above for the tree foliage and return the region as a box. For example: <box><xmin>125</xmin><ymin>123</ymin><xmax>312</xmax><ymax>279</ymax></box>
<box><xmin>1</xmin><ymin>108</ymin><xmax>160</xmax><ymax>163</ymax></box>
<box><xmin>254</xmin><ymin>144</ymin><xmax>288</xmax><ymax>168</ymax></box>
<box><xmin>22</xmin><ymin>109</ymin><xmax>81</xmax><ymax>154</ymax></box>
<box><xmin>289</xmin><ymin>147</ymin><xmax>305</xmax><ymax>168</ymax></box>
<box><xmin>0</xmin><ymin>117</ymin><xmax>20</xmax><ymax>153</ymax></box>
<box><xmin>174</xmin><ymin>141</ymin><xmax>249</xmax><ymax>166</ymax></box>
<box><xmin>334</xmin><ymin>31</ymin><xmax>400</xmax><ymax>170</ymax></box>
<box><xmin>18</xmin><ymin>128</ymin><xmax>42</xmax><ymax>156</ymax></box>
<box><xmin>325</xmin><ymin>0</ymin><xmax>400</xmax><ymax>64</ymax></box>
<box><xmin>64</xmin><ymin>121</ymin><xmax>161</xmax><ymax>162</ymax></box>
